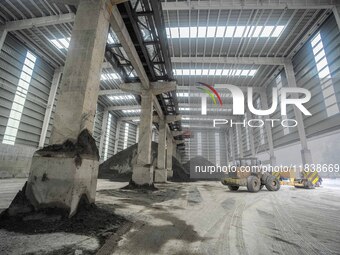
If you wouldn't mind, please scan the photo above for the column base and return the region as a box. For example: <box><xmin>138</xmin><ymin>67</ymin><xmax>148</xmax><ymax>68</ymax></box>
<box><xmin>25</xmin><ymin>155</ymin><xmax>99</xmax><ymax>217</ymax></box>
<box><xmin>154</xmin><ymin>168</ymin><xmax>167</xmax><ymax>183</ymax></box>
<box><xmin>132</xmin><ymin>165</ymin><xmax>154</xmax><ymax>185</ymax></box>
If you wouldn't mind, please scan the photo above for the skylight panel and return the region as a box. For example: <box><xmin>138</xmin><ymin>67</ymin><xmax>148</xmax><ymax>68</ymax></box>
<box><xmin>101</xmin><ymin>73</ymin><xmax>119</xmax><ymax>80</ymax></box>
<box><xmin>179</xmin><ymin>107</ymin><xmax>190</xmax><ymax>111</ymax></box>
<box><xmin>108</xmin><ymin>95</ymin><xmax>134</xmax><ymax>101</ymax></box>
<box><xmin>260</xmin><ymin>26</ymin><xmax>274</xmax><ymax>37</ymax></box>
<box><xmin>243</xmin><ymin>26</ymin><xmax>251</xmax><ymax>37</ymax></box>
<box><xmin>241</xmin><ymin>70</ymin><xmax>250</xmax><ymax>76</ymax></box>
<box><xmin>202</xmin><ymin>69</ymin><xmax>209</xmax><ymax>75</ymax></box>
<box><xmin>234</xmin><ymin>69</ymin><xmax>242</xmax><ymax>76</ymax></box>
<box><xmin>190</xmin><ymin>27</ymin><xmax>197</xmax><ymax>38</ymax></box>
<box><xmin>234</xmin><ymin>26</ymin><xmax>245</xmax><ymax>37</ymax></box>
<box><xmin>182</xmin><ymin>69</ymin><xmax>190</xmax><ymax>75</ymax></box>
<box><xmin>311</xmin><ymin>33</ymin><xmax>321</xmax><ymax>47</ymax></box>
<box><xmin>208</xmin><ymin>69</ymin><xmax>216</xmax><ymax>75</ymax></box>
<box><xmin>216</xmin><ymin>26</ymin><xmax>225</xmax><ymax>37</ymax></box>
<box><xmin>179</xmin><ymin>27</ymin><xmax>190</xmax><ymax>38</ymax></box>
<box><xmin>206</xmin><ymin>27</ymin><xmax>216</xmax><ymax>37</ymax></box>
<box><xmin>272</xmin><ymin>26</ymin><xmax>285</xmax><ymax>37</ymax></box>
<box><xmin>222</xmin><ymin>69</ymin><xmax>230</xmax><ymax>75</ymax></box>
<box><xmin>50</xmin><ymin>37</ymin><xmax>71</xmax><ymax>49</ymax></box>
<box><xmin>177</xmin><ymin>92</ymin><xmax>189</xmax><ymax>97</ymax></box>
<box><xmin>197</xmin><ymin>27</ymin><xmax>206</xmax><ymax>37</ymax></box>
<box><xmin>195</xmin><ymin>69</ymin><xmax>202</xmax><ymax>75</ymax></box>
<box><xmin>225</xmin><ymin>26</ymin><xmax>235</xmax><ymax>37</ymax></box>
<box><xmin>123</xmin><ymin>109</ymin><xmax>141</xmax><ymax>114</ymax></box>
<box><xmin>170</xmin><ymin>27</ymin><xmax>179</xmax><ymax>38</ymax></box>
<box><xmin>248</xmin><ymin>70</ymin><xmax>257</xmax><ymax>76</ymax></box>
<box><xmin>215</xmin><ymin>69</ymin><xmax>223</xmax><ymax>75</ymax></box>
<box><xmin>252</xmin><ymin>26</ymin><xmax>263</xmax><ymax>37</ymax></box>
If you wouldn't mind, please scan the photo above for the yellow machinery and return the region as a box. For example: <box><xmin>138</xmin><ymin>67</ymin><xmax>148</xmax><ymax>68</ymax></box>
<box><xmin>293</xmin><ymin>169</ymin><xmax>320</xmax><ymax>189</ymax></box>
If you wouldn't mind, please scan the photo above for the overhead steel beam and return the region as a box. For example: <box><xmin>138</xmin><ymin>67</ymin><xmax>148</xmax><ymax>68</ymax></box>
<box><xmin>1</xmin><ymin>13</ymin><xmax>75</xmax><ymax>31</ymax></box>
<box><xmin>109</xmin><ymin>5</ymin><xmax>150</xmax><ymax>90</ymax></box>
<box><xmin>120</xmin><ymin>115</ymin><xmax>238</xmax><ymax>122</ymax></box>
<box><xmin>162</xmin><ymin>1</ymin><xmax>335</xmax><ymax>10</ymax></box>
<box><xmin>334</xmin><ymin>5</ymin><xmax>340</xmax><ymax>31</ymax></box>
<box><xmin>171</xmin><ymin>57</ymin><xmax>285</xmax><ymax>66</ymax></box>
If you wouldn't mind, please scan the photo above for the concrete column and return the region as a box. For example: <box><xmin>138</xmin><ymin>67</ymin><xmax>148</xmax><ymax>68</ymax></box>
<box><xmin>284</xmin><ymin>60</ymin><xmax>313</xmax><ymax>165</ymax></box>
<box><xmin>0</xmin><ymin>29</ymin><xmax>7</xmax><ymax>52</ymax></box>
<box><xmin>224</xmin><ymin>129</ymin><xmax>229</xmax><ymax>164</ymax></box>
<box><xmin>173</xmin><ymin>141</ymin><xmax>177</xmax><ymax>160</ymax></box>
<box><xmin>132</xmin><ymin>92</ymin><xmax>154</xmax><ymax>185</ymax></box>
<box><xmin>135</xmin><ymin>124</ymin><xmax>139</xmax><ymax>143</ymax></box>
<box><xmin>99</xmin><ymin>110</ymin><xmax>108</xmax><ymax>162</ymax></box>
<box><xmin>229</xmin><ymin>128</ymin><xmax>235</xmax><ymax>161</ymax></box>
<box><xmin>333</xmin><ymin>5</ymin><xmax>340</xmax><ymax>31</ymax></box>
<box><xmin>155</xmin><ymin>120</ymin><xmax>167</xmax><ymax>183</ymax></box>
<box><xmin>25</xmin><ymin>0</ymin><xmax>110</xmax><ymax>217</ymax></box>
<box><xmin>50</xmin><ymin>0</ymin><xmax>109</xmax><ymax>144</ymax></box>
<box><xmin>236</xmin><ymin>125</ymin><xmax>244</xmax><ymax>158</ymax></box>
<box><xmin>260</xmin><ymin>92</ymin><xmax>276</xmax><ymax>165</ymax></box>
<box><xmin>39</xmin><ymin>68</ymin><xmax>62</xmax><ymax>148</ymax></box>
<box><xmin>166</xmin><ymin>137</ymin><xmax>173</xmax><ymax>178</ymax></box>
<box><xmin>114</xmin><ymin>120</ymin><xmax>121</xmax><ymax>154</ymax></box>
<box><xmin>247</xmin><ymin>112</ymin><xmax>256</xmax><ymax>157</ymax></box>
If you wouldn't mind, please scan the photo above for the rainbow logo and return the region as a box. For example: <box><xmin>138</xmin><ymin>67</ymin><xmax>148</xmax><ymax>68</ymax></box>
<box><xmin>196</xmin><ymin>82</ymin><xmax>223</xmax><ymax>106</ymax></box>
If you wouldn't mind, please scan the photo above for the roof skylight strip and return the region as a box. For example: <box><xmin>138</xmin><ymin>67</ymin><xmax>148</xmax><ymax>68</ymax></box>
<box><xmin>166</xmin><ymin>25</ymin><xmax>285</xmax><ymax>39</ymax></box>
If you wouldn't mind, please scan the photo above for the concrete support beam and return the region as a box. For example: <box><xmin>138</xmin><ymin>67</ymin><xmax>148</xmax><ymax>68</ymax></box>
<box><xmin>132</xmin><ymin>92</ymin><xmax>154</xmax><ymax>185</ymax></box>
<box><xmin>166</xmin><ymin>137</ymin><xmax>173</xmax><ymax>178</ymax></box>
<box><xmin>333</xmin><ymin>5</ymin><xmax>340</xmax><ymax>31</ymax></box>
<box><xmin>260</xmin><ymin>93</ymin><xmax>276</xmax><ymax>165</ymax></box>
<box><xmin>2</xmin><ymin>14</ymin><xmax>75</xmax><ymax>32</ymax></box>
<box><xmin>162</xmin><ymin>1</ymin><xmax>335</xmax><ymax>10</ymax></box>
<box><xmin>224</xmin><ymin>130</ymin><xmax>229</xmax><ymax>164</ymax></box>
<box><xmin>108</xmin><ymin>105</ymin><xmax>140</xmax><ymax>111</ymax></box>
<box><xmin>236</xmin><ymin>125</ymin><xmax>244</xmax><ymax>158</ymax></box>
<box><xmin>171</xmin><ymin>57</ymin><xmax>285</xmax><ymax>66</ymax></box>
<box><xmin>26</xmin><ymin>0</ymin><xmax>109</xmax><ymax>217</ymax></box>
<box><xmin>247</xmin><ymin>112</ymin><xmax>256</xmax><ymax>157</ymax></box>
<box><xmin>114</xmin><ymin>120</ymin><xmax>121</xmax><ymax>155</ymax></box>
<box><xmin>39</xmin><ymin>68</ymin><xmax>62</xmax><ymax>148</ymax></box>
<box><xmin>284</xmin><ymin>60</ymin><xmax>313</xmax><ymax>165</ymax></box>
<box><xmin>229</xmin><ymin>128</ymin><xmax>235</xmax><ymax>161</ymax></box>
<box><xmin>155</xmin><ymin>120</ymin><xmax>167</xmax><ymax>183</ymax></box>
<box><xmin>150</xmin><ymin>81</ymin><xmax>177</xmax><ymax>95</ymax></box>
<box><xmin>0</xmin><ymin>29</ymin><xmax>7</xmax><ymax>52</ymax></box>
<box><xmin>99</xmin><ymin>110</ymin><xmax>108</xmax><ymax>162</ymax></box>
<box><xmin>50</xmin><ymin>3</ymin><xmax>109</xmax><ymax>144</ymax></box>
<box><xmin>120</xmin><ymin>81</ymin><xmax>177</xmax><ymax>95</ymax></box>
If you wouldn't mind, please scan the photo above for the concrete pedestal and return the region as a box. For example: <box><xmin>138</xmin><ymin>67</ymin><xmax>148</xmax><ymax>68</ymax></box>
<box><xmin>154</xmin><ymin>168</ymin><xmax>167</xmax><ymax>183</ymax></box>
<box><xmin>132</xmin><ymin>165</ymin><xmax>154</xmax><ymax>185</ymax></box>
<box><xmin>25</xmin><ymin>155</ymin><xmax>98</xmax><ymax>217</ymax></box>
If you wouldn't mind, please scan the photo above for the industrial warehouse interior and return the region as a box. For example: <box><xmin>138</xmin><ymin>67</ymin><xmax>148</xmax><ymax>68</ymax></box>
<box><xmin>0</xmin><ymin>0</ymin><xmax>340</xmax><ymax>254</ymax></box>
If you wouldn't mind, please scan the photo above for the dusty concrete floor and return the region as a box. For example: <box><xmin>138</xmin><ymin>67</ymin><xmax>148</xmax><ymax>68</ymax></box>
<box><xmin>1</xmin><ymin>179</ymin><xmax>340</xmax><ymax>255</ymax></box>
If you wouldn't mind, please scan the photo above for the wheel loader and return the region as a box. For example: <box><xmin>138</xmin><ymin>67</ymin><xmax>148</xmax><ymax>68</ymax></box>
<box><xmin>221</xmin><ymin>158</ymin><xmax>280</xmax><ymax>192</ymax></box>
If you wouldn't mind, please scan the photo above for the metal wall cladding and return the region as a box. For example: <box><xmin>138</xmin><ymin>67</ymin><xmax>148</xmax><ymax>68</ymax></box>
<box><xmin>0</xmin><ymin>34</ymin><xmax>54</xmax><ymax>147</ymax></box>
<box><xmin>185</xmin><ymin>129</ymin><xmax>228</xmax><ymax>166</ymax></box>
<box><xmin>265</xmin><ymin>15</ymin><xmax>340</xmax><ymax>151</ymax></box>
<box><xmin>117</xmin><ymin>122</ymin><xmax>137</xmax><ymax>153</ymax></box>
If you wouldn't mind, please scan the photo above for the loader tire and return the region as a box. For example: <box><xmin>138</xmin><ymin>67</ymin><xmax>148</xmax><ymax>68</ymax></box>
<box><xmin>247</xmin><ymin>176</ymin><xmax>261</xmax><ymax>192</ymax></box>
<box><xmin>228</xmin><ymin>185</ymin><xmax>239</xmax><ymax>191</ymax></box>
<box><xmin>265</xmin><ymin>176</ymin><xmax>281</xmax><ymax>191</ymax></box>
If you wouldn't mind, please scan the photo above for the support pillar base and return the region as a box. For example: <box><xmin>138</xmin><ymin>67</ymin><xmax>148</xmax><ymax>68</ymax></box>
<box><xmin>132</xmin><ymin>165</ymin><xmax>154</xmax><ymax>185</ymax></box>
<box><xmin>154</xmin><ymin>168</ymin><xmax>167</xmax><ymax>183</ymax></box>
<box><xmin>25</xmin><ymin>155</ymin><xmax>99</xmax><ymax>217</ymax></box>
